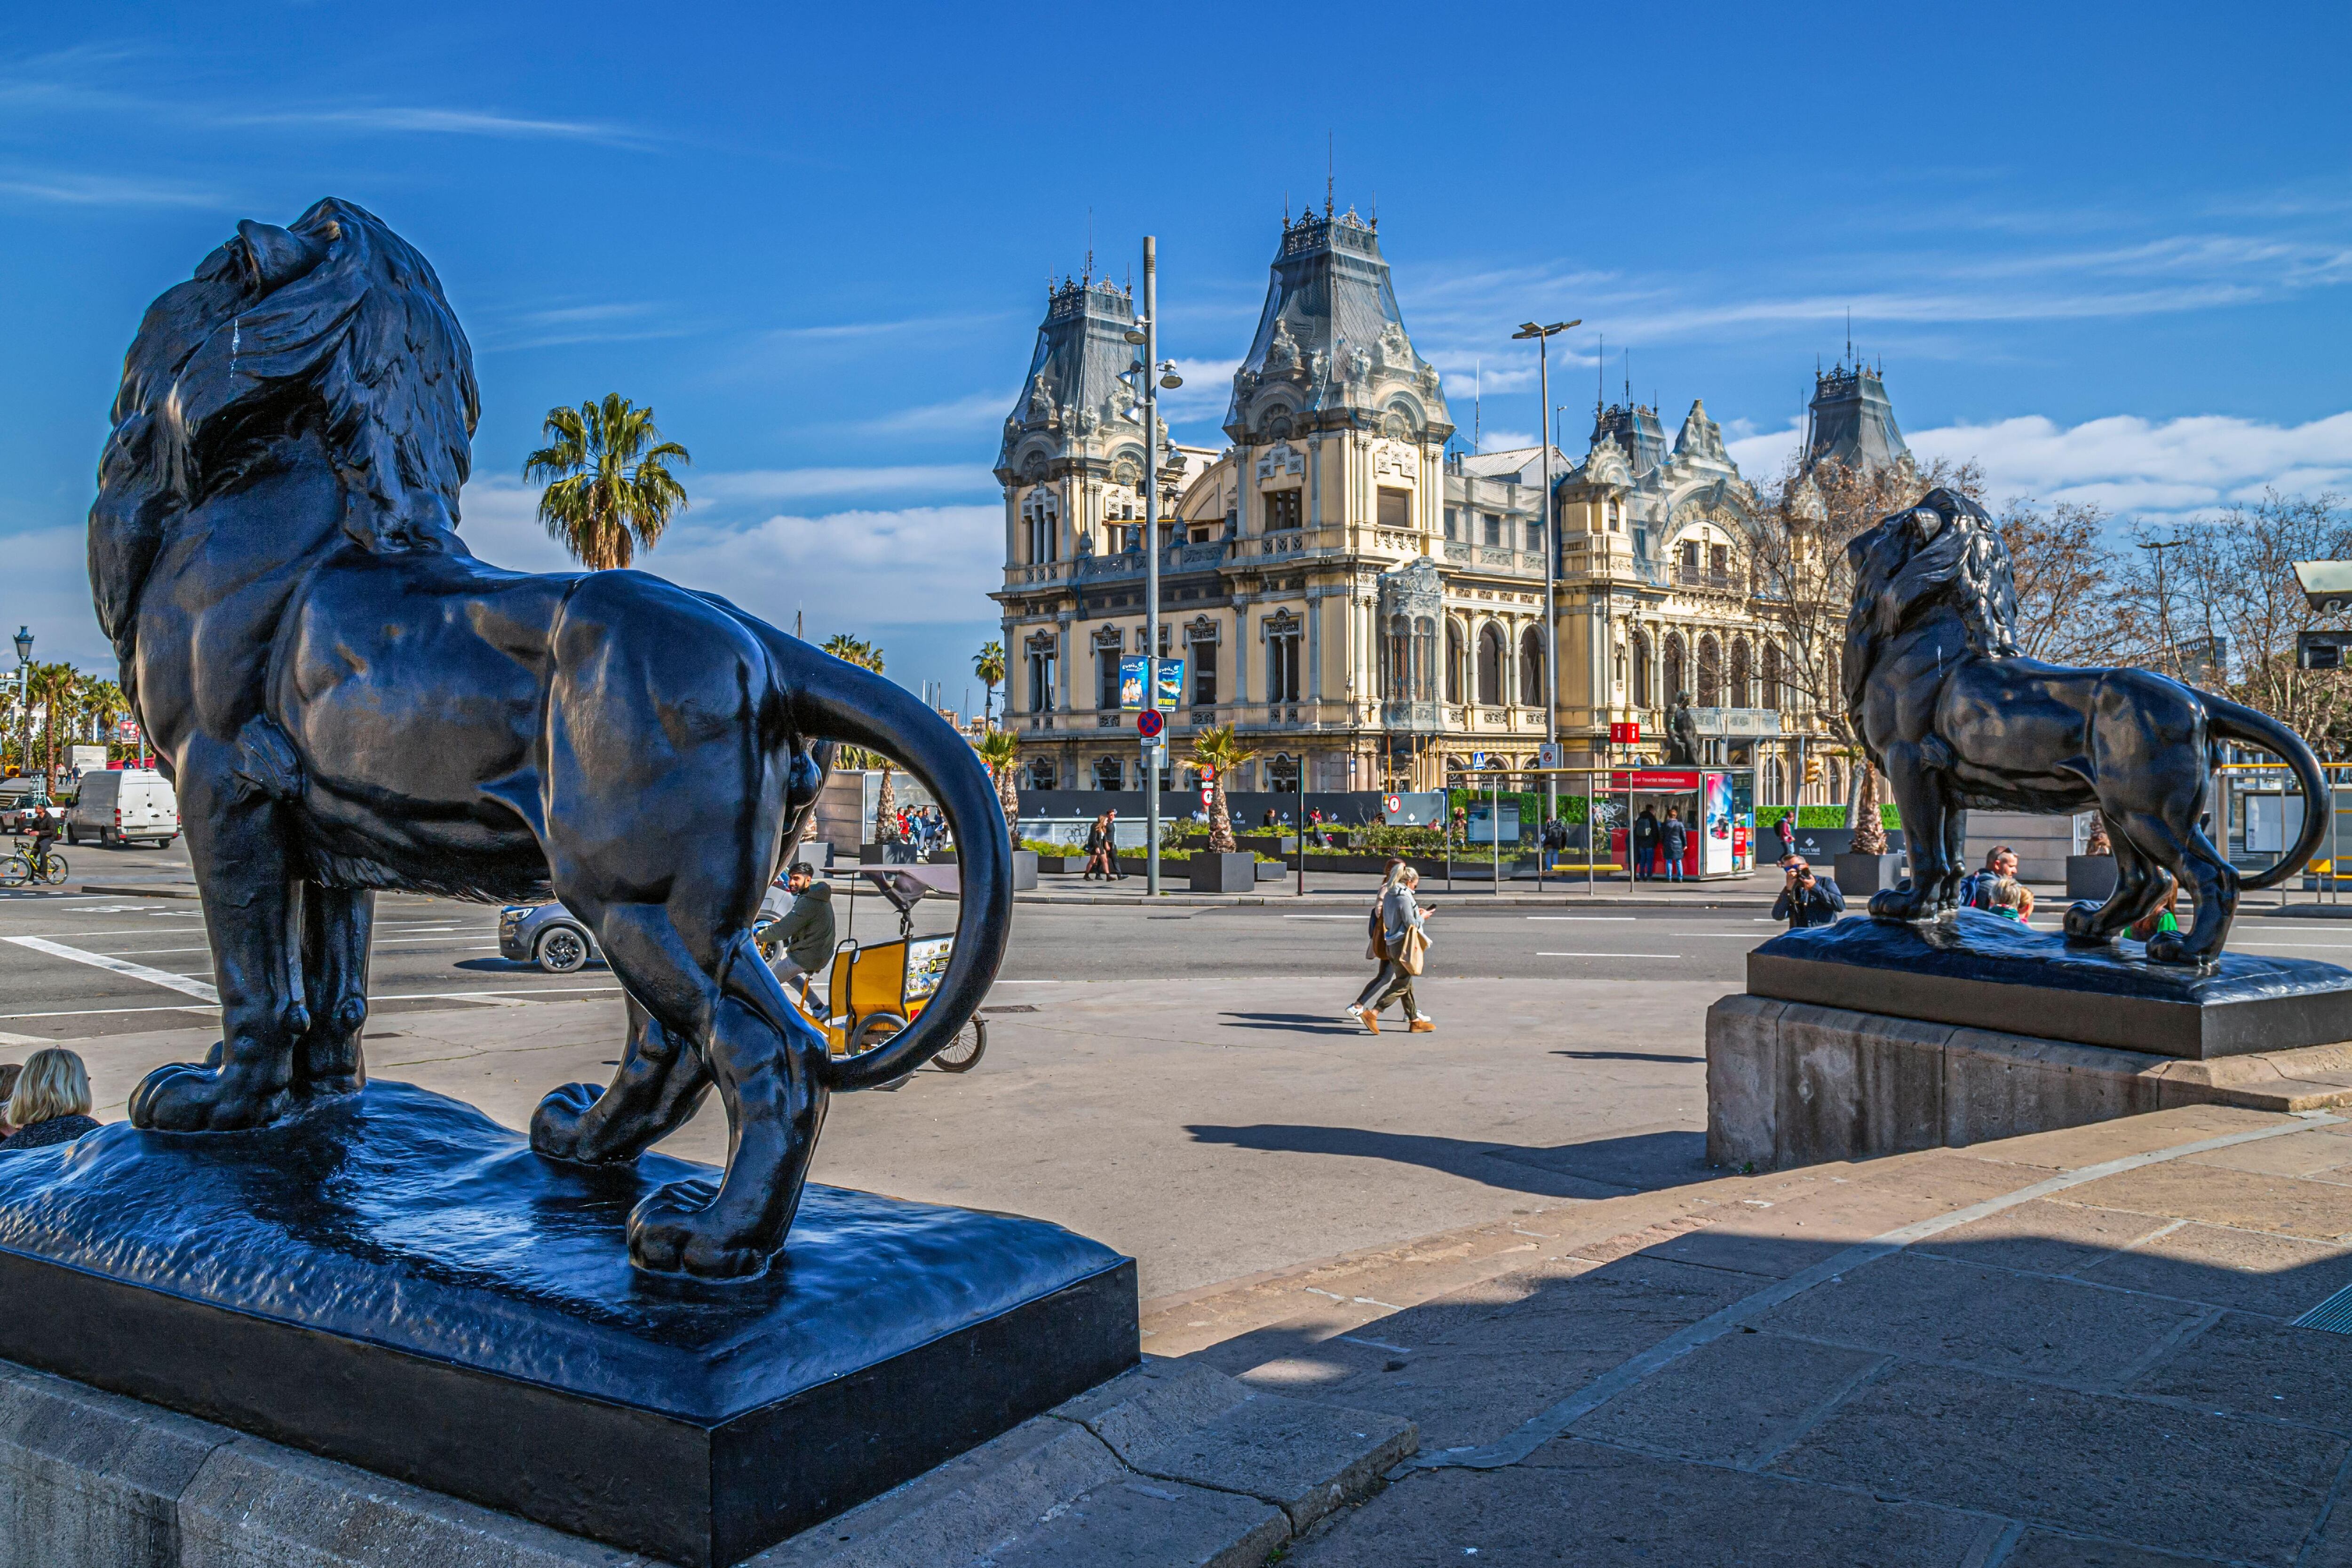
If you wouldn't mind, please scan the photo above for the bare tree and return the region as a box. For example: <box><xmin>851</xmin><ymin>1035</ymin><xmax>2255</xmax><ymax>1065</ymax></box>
<box><xmin>2117</xmin><ymin>493</ymin><xmax>2352</xmax><ymax>749</ymax></box>
<box><xmin>1996</xmin><ymin>499</ymin><xmax>2130</xmax><ymax>665</ymax></box>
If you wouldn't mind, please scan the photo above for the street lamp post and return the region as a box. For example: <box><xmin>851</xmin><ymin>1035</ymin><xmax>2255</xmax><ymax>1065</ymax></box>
<box><xmin>1512</xmin><ymin>318</ymin><xmax>1581</xmax><ymax>836</ymax></box>
<box><xmin>1125</xmin><ymin>239</ymin><xmax>1184</xmax><ymax>897</ymax></box>
<box><xmin>11</xmin><ymin>627</ymin><xmax>31</xmax><ymax>787</ymax></box>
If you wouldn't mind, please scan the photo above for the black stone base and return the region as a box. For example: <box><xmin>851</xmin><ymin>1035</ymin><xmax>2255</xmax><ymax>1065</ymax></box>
<box><xmin>1749</xmin><ymin>909</ymin><xmax>2352</xmax><ymax>1060</ymax></box>
<box><xmin>0</xmin><ymin>1082</ymin><xmax>1136</xmax><ymax>1567</ymax></box>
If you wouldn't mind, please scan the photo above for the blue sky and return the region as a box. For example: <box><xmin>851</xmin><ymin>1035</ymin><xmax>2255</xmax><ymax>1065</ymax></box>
<box><xmin>4</xmin><ymin>3</ymin><xmax>2349</xmax><ymax>707</ymax></box>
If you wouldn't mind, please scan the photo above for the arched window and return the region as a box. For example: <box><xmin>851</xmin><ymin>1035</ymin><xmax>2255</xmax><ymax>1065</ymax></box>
<box><xmin>1698</xmin><ymin>635</ymin><xmax>1722</xmax><ymax>707</ymax></box>
<box><xmin>1267</xmin><ymin>753</ymin><xmax>1300</xmax><ymax>792</ymax></box>
<box><xmin>1663</xmin><ymin>634</ymin><xmax>1687</xmax><ymax>706</ymax></box>
<box><xmin>1730</xmin><ymin>640</ymin><xmax>1752</xmax><ymax>708</ymax></box>
<box><xmin>1092</xmin><ymin>756</ymin><xmax>1124</xmax><ymax>791</ymax></box>
<box><xmin>1519</xmin><ymin>626</ymin><xmax>1545</xmax><ymax>707</ymax></box>
<box><xmin>1023</xmin><ymin>757</ymin><xmax>1057</xmax><ymax>791</ymax></box>
<box><xmin>1631</xmin><ymin>631</ymin><xmax>1652</xmax><ymax>709</ymax></box>
<box><xmin>1414</xmin><ymin>617</ymin><xmax>1437</xmax><ymax>702</ymax></box>
<box><xmin>1761</xmin><ymin>643</ymin><xmax>1782</xmax><ymax>711</ymax></box>
<box><xmin>1477</xmin><ymin>625</ymin><xmax>1505</xmax><ymax>706</ymax></box>
<box><xmin>1446</xmin><ymin>621</ymin><xmax>1465</xmax><ymax>703</ymax></box>
<box><xmin>1385</xmin><ymin>615</ymin><xmax>1411</xmax><ymax>699</ymax></box>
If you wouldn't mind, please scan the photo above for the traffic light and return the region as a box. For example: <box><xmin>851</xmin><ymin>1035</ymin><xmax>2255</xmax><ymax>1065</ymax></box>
<box><xmin>1804</xmin><ymin>755</ymin><xmax>1823</xmax><ymax>786</ymax></box>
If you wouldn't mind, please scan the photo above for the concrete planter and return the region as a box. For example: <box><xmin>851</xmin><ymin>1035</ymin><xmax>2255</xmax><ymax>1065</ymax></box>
<box><xmin>1834</xmin><ymin>852</ymin><xmax>1906</xmax><ymax>897</ymax></box>
<box><xmin>1255</xmin><ymin>859</ymin><xmax>1288</xmax><ymax>882</ymax></box>
<box><xmin>2067</xmin><ymin>854</ymin><xmax>2118</xmax><ymax>901</ymax></box>
<box><xmin>1190</xmin><ymin>852</ymin><xmax>1259</xmax><ymax>893</ymax></box>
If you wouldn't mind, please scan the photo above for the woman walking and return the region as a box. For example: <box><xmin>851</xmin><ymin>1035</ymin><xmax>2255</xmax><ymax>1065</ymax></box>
<box><xmin>1348</xmin><ymin>864</ymin><xmax>1435</xmax><ymax>1034</ymax></box>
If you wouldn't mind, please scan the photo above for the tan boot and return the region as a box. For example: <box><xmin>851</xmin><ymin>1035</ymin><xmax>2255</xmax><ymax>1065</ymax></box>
<box><xmin>1409</xmin><ymin>1017</ymin><xmax>1436</xmax><ymax>1033</ymax></box>
<box><xmin>1354</xmin><ymin>1006</ymin><xmax>1380</xmax><ymax>1035</ymax></box>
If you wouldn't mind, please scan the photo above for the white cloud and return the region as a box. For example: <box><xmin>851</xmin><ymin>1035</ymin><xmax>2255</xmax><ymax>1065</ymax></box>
<box><xmin>844</xmin><ymin>391</ymin><xmax>1017</xmax><ymax>437</ymax></box>
<box><xmin>222</xmin><ymin>106</ymin><xmax>641</xmax><ymax>145</ymax></box>
<box><xmin>455</xmin><ymin>478</ymin><xmax>1002</xmax><ymax>631</ymax></box>
<box><xmin>1725</xmin><ymin>410</ymin><xmax>2352</xmax><ymax>520</ymax></box>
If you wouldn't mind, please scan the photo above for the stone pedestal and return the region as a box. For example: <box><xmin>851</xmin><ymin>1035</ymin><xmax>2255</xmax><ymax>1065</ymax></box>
<box><xmin>1190</xmin><ymin>852</ymin><xmax>1258</xmax><ymax>892</ymax></box>
<box><xmin>0</xmin><ymin>1083</ymin><xmax>1136</xmax><ymax>1567</ymax></box>
<box><xmin>1706</xmin><ymin>993</ymin><xmax>2352</xmax><ymax>1170</ymax></box>
<box><xmin>1833</xmin><ymin>852</ymin><xmax>1905</xmax><ymax>896</ymax></box>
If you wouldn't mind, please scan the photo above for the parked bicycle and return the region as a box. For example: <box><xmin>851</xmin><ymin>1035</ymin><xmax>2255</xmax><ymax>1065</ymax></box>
<box><xmin>0</xmin><ymin>842</ymin><xmax>68</xmax><ymax>888</ymax></box>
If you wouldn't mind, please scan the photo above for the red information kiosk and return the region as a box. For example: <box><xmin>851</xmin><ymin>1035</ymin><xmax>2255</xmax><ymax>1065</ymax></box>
<box><xmin>1605</xmin><ymin>767</ymin><xmax>1756</xmax><ymax>880</ymax></box>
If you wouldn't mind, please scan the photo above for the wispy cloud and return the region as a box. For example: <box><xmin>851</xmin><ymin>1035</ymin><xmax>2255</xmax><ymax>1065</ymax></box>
<box><xmin>0</xmin><ymin>169</ymin><xmax>222</xmax><ymax>207</ymax></box>
<box><xmin>1725</xmin><ymin>410</ymin><xmax>2352</xmax><ymax>522</ymax></box>
<box><xmin>842</xmin><ymin>390</ymin><xmax>1017</xmax><ymax>437</ymax></box>
<box><xmin>220</xmin><ymin>106</ymin><xmax>644</xmax><ymax>147</ymax></box>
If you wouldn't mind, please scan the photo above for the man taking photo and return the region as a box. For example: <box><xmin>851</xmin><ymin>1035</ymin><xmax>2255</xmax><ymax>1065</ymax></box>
<box><xmin>1772</xmin><ymin>856</ymin><xmax>1846</xmax><ymax>930</ymax></box>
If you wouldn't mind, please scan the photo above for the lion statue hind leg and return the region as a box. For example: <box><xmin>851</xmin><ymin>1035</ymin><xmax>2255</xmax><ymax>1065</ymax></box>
<box><xmin>2064</xmin><ymin>828</ymin><xmax>2160</xmax><ymax>947</ymax></box>
<box><xmin>532</xmin><ymin>993</ymin><xmax>712</xmax><ymax>1165</ymax></box>
<box><xmin>2111</xmin><ymin>808</ymin><xmax>2238</xmax><ymax>967</ymax></box>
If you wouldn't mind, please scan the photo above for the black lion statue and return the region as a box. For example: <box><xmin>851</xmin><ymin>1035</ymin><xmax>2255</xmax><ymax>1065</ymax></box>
<box><xmin>1844</xmin><ymin>486</ymin><xmax>2325</xmax><ymax>966</ymax></box>
<box><xmin>89</xmin><ymin>198</ymin><xmax>1010</xmax><ymax>1278</ymax></box>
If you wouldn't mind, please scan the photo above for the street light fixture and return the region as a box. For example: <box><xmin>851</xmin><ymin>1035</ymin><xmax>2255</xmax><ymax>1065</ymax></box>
<box><xmin>1510</xmin><ymin>319</ymin><xmax>1581</xmax><ymax>835</ymax></box>
<box><xmin>11</xmin><ymin>627</ymin><xmax>30</xmax><ymax>788</ymax></box>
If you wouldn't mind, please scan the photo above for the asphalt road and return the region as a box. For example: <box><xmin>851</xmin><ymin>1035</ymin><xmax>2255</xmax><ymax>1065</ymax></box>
<box><xmin>7</xmin><ymin>840</ymin><xmax>2352</xmax><ymax>1036</ymax></box>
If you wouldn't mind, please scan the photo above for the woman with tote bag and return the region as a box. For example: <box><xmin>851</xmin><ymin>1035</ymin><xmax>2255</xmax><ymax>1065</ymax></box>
<box><xmin>1348</xmin><ymin>864</ymin><xmax>1435</xmax><ymax>1034</ymax></box>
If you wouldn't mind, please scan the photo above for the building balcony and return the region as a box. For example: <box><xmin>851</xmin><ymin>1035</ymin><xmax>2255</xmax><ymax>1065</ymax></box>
<box><xmin>1674</xmin><ymin>566</ymin><xmax>1741</xmax><ymax>591</ymax></box>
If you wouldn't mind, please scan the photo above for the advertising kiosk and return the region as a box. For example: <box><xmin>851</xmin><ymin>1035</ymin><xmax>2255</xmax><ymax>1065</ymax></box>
<box><xmin>1606</xmin><ymin>766</ymin><xmax>1756</xmax><ymax>880</ymax></box>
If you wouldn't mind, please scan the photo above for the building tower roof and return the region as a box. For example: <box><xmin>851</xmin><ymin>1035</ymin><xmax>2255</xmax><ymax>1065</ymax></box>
<box><xmin>1591</xmin><ymin>401</ymin><xmax>1669</xmax><ymax>477</ymax></box>
<box><xmin>1804</xmin><ymin>360</ymin><xmax>1911</xmax><ymax>474</ymax></box>
<box><xmin>996</xmin><ymin>274</ymin><xmax>1148</xmax><ymax>476</ymax></box>
<box><xmin>1224</xmin><ymin>204</ymin><xmax>1452</xmax><ymax>443</ymax></box>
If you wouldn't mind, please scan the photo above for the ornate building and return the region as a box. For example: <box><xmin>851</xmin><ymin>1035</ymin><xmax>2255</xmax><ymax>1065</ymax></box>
<box><xmin>990</xmin><ymin>205</ymin><xmax>1913</xmax><ymax>804</ymax></box>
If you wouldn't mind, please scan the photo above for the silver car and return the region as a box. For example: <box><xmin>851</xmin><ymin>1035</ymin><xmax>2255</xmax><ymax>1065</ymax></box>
<box><xmin>498</xmin><ymin>902</ymin><xmax>603</xmax><ymax>973</ymax></box>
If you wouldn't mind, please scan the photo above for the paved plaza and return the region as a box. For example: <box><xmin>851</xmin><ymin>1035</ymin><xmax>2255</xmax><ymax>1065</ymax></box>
<box><xmin>7</xmin><ymin>861</ymin><xmax>2352</xmax><ymax>1561</ymax></box>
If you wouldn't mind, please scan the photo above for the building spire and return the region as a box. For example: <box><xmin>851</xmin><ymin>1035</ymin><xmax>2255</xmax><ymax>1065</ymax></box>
<box><xmin>1326</xmin><ymin>131</ymin><xmax>1334</xmax><ymax>218</ymax></box>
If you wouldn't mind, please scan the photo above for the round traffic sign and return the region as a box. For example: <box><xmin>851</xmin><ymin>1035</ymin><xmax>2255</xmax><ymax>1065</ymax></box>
<box><xmin>1383</xmin><ymin>794</ymin><xmax>1402</xmax><ymax>814</ymax></box>
<box><xmin>1136</xmin><ymin>709</ymin><xmax>1165</xmax><ymax>740</ymax></box>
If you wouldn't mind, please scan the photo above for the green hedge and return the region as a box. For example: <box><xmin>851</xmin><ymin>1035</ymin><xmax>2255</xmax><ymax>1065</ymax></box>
<box><xmin>1754</xmin><ymin>804</ymin><xmax>1902</xmax><ymax>830</ymax></box>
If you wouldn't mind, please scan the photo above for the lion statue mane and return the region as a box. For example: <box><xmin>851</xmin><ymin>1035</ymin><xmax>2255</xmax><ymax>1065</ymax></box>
<box><xmin>1843</xmin><ymin>486</ymin><xmax>2326</xmax><ymax>967</ymax></box>
<box><xmin>88</xmin><ymin>199</ymin><xmax>1011</xmax><ymax>1279</ymax></box>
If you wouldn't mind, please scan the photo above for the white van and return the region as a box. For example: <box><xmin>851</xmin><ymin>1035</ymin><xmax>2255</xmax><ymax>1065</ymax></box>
<box><xmin>68</xmin><ymin>768</ymin><xmax>179</xmax><ymax>848</ymax></box>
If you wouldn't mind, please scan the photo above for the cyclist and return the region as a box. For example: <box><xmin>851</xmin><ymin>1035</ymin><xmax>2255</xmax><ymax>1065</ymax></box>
<box><xmin>26</xmin><ymin>817</ymin><xmax>61</xmax><ymax>883</ymax></box>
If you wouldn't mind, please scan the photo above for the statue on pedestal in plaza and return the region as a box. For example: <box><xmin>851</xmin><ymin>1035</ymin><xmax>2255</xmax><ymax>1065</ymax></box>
<box><xmin>1665</xmin><ymin>692</ymin><xmax>1701</xmax><ymax>765</ymax></box>
<box><xmin>86</xmin><ymin>198</ymin><xmax>1012</xmax><ymax>1280</ymax></box>
<box><xmin>1842</xmin><ymin>487</ymin><xmax>2323</xmax><ymax>966</ymax></box>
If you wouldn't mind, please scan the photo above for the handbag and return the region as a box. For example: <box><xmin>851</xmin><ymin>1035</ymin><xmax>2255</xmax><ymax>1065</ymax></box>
<box><xmin>1398</xmin><ymin>924</ymin><xmax>1429</xmax><ymax>976</ymax></box>
<box><xmin>1366</xmin><ymin>900</ymin><xmax>1386</xmax><ymax>962</ymax></box>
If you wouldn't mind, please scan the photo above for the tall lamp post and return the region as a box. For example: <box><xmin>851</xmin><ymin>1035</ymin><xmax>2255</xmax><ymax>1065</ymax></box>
<box><xmin>1125</xmin><ymin>238</ymin><xmax>1184</xmax><ymax>896</ymax></box>
<box><xmin>11</xmin><ymin>628</ymin><xmax>31</xmax><ymax>788</ymax></box>
<box><xmin>1511</xmin><ymin>318</ymin><xmax>1580</xmax><ymax>833</ymax></box>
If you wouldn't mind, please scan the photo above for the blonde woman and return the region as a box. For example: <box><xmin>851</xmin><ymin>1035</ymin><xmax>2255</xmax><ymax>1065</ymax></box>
<box><xmin>0</xmin><ymin>1048</ymin><xmax>96</xmax><ymax>1152</ymax></box>
<box><xmin>1350</xmin><ymin>864</ymin><xmax>1435</xmax><ymax>1034</ymax></box>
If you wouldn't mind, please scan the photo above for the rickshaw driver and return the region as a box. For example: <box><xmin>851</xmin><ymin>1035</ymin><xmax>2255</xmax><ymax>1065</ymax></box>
<box><xmin>762</xmin><ymin>861</ymin><xmax>835</xmax><ymax>1008</ymax></box>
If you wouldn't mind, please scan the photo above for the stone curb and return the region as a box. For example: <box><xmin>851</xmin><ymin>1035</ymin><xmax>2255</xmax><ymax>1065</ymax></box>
<box><xmin>763</xmin><ymin>1358</ymin><xmax>1413</xmax><ymax>1566</ymax></box>
<box><xmin>0</xmin><ymin>1352</ymin><xmax>1410</xmax><ymax>1568</ymax></box>
<box><xmin>77</xmin><ymin>883</ymin><xmax>203</xmax><ymax>899</ymax></box>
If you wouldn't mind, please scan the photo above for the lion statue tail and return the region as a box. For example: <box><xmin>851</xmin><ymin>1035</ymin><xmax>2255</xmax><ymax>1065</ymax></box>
<box><xmin>2203</xmin><ymin>694</ymin><xmax>2331</xmax><ymax>890</ymax></box>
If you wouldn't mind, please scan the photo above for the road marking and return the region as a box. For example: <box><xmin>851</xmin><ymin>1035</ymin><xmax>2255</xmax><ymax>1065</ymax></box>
<box><xmin>1406</xmin><ymin>1111</ymin><xmax>2342</xmax><ymax>1474</ymax></box>
<box><xmin>1526</xmin><ymin>916</ymin><xmax>1636</xmax><ymax>922</ymax></box>
<box><xmin>0</xmin><ymin>1031</ymin><xmax>53</xmax><ymax>1047</ymax></box>
<box><xmin>1283</xmin><ymin>915</ymin><xmax>1366</xmax><ymax>920</ymax></box>
<box><xmin>2233</xmin><ymin>941</ymin><xmax>2352</xmax><ymax>949</ymax></box>
<box><xmin>5</xmin><ymin>936</ymin><xmax>218</xmax><ymax>1002</ymax></box>
<box><xmin>1536</xmin><ymin>951</ymin><xmax>1681</xmax><ymax>959</ymax></box>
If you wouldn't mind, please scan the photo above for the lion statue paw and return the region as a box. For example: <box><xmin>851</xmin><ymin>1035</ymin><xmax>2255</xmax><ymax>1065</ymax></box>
<box><xmin>627</xmin><ymin>1178</ymin><xmax>772</xmax><ymax>1281</ymax></box>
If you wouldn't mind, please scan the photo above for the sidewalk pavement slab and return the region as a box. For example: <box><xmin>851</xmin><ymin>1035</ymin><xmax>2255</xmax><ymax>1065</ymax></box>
<box><xmin>1115</xmin><ymin>1105</ymin><xmax>2352</xmax><ymax>1566</ymax></box>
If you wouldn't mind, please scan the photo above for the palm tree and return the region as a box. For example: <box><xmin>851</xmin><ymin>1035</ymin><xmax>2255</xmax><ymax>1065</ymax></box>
<box><xmin>822</xmin><ymin>635</ymin><xmax>900</xmax><ymax>841</ymax></box>
<box><xmin>524</xmin><ymin>394</ymin><xmax>691</xmax><ymax>570</ymax></box>
<box><xmin>1188</xmin><ymin>723</ymin><xmax>1258</xmax><ymax>853</ymax></box>
<box><xmin>972</xmin><ymin>641</ymin><xmax>1006</xmax><ymax>728</ymax></box>
<box><xmin>81</xmin><ymin>679</ymin><xmax>127</xmax><ymax>762</ymax></box>
<box><xmin>975</xmin><ymin>727</ymin><xmax>1021</xmax><ymax>831</ymax></box>
<box><xmin>27</xmin><ymin>662</ymin><xmax>80</xmax><ymax>795</ymax></box>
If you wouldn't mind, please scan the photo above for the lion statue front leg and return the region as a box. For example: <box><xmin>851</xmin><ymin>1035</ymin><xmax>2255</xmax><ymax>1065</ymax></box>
<box><xmin>129</xmin><ymin>765</ymin><xmax>308</xmax><ymax>1130</ymax></box>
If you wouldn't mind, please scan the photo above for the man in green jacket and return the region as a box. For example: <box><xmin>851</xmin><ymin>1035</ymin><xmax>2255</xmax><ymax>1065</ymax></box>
<box><xmin>763</xmin><ymin>862</ymin><xmax>836</xmax><ymax>1004</ymax></box>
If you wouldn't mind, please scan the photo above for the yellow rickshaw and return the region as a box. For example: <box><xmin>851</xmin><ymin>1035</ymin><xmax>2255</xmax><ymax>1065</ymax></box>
<box><xmin>767</xmin><ymin>868</ymin><xmax>985</xmax><ymax>1075</ymax></box>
